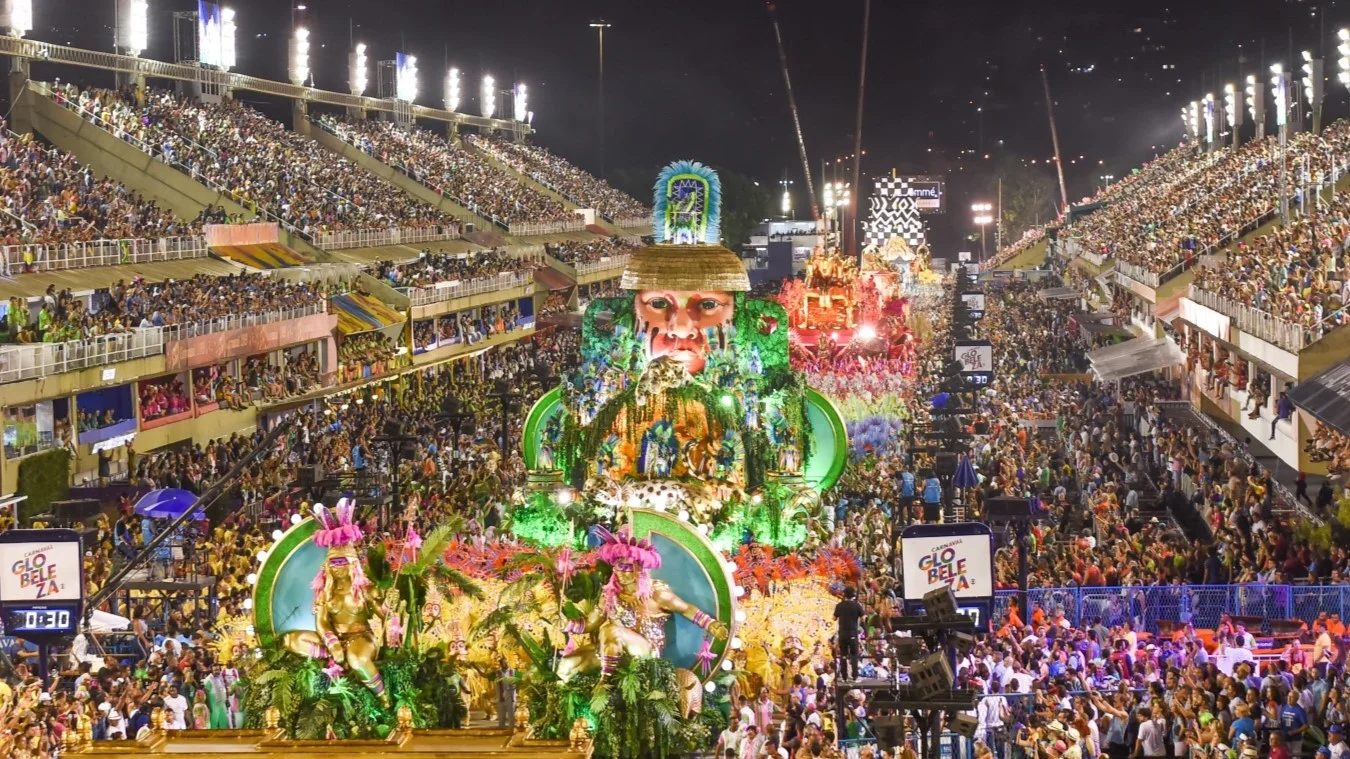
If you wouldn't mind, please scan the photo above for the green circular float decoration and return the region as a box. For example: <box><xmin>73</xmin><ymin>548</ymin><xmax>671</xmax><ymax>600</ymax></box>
<box><xmin>251</xmin><ymin>517</ymin><xmax>320</xmax><ymax>649</ymax></box>
<box><xmin>521</xmin><ymin>385</ymin><xmax>563</xmax><ymax>470</ymax></box>
<box><xmin>803</xmin><ymin>387</ymin><xmax>849</xmax><ymax>492</ymax></box>
<box><xmin>626</xmin><ymin>508</ymin><xmax>737</xmax><ymax>680</ymax></box>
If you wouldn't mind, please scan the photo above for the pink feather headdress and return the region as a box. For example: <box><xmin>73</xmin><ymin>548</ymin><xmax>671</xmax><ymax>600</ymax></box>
<box><xmin>594</xmin><ymin>526</ymin><xmax>662</xmax><ymax>571</ymax></box>
<box><xmin>312</xmin><ymin>498</ymin><xmax>364</xmax><ymax>549</ymax></box>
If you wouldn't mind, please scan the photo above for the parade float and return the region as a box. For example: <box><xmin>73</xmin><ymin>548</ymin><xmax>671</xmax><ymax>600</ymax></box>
<box><xmin>778</xmin><ymin>237</ymin><xmax>942</xmax><ymax>460</ymax></box>
<box><xmin>238</xmin><ymin>162</ymin><xmax>855</xmax><ymax>758</ymax></box>
<box><xmin>518</xmin><ymin>160</ymin><xmax>849</xmax><ymax>552</ymax></box>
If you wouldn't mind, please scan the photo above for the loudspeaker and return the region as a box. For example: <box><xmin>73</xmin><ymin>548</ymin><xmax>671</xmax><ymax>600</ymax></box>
<box><xmin>935</xmin><ymin>452</ymin><xmax>958</xmax><ymax>476</ymax></box>
<box><xmin>985</xmin><ymin>496</ymin><xmax>1033</xmax><ymax>520</ymax></box>
<box><xmin>949</xmin><ymin>713</ymin><xmax>978</xmax><ymax>740</ymax></box>
<box><xmin>923</xmin><ymin>586</ymin><xmax>958</xmax><ymax>621</ymax></box>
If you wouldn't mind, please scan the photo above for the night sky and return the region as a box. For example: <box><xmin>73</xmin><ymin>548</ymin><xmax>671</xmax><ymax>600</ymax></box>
<box><xmin>23</xmin><ymin>0</ymin><xmax>1349</xmax><ymax>249</ymax></box>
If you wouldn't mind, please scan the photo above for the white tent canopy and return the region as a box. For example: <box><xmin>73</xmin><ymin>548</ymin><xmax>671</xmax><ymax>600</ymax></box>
<box><xmin>1088</xmin><ymin>337</ymin><xmax>1184</xmax><ymax>383</ymax></box>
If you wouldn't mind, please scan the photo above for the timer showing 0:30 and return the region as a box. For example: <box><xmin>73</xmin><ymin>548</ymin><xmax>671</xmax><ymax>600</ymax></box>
<box><xmin>7</xmin><ymin>609</ymin><xmax>72</xmax><ymax>632</ymax></box>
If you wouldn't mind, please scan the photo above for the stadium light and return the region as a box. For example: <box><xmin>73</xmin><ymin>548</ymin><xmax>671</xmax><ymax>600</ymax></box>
<box><xmin>1245</xmin><ymin>74</ymin><xmax>1265</xmax><ymax>139</ymax></box>
<box><xmin>444</xmin><ymin>67</ymin><xmax>461</xmax><ymax>112</ymax></box>
<box><xmin>396</xmin><ymin>54</ymin><xmax>418</xmax><ymax>103</ymax></box>
<box><xmin>2</xmin><ymin>0</ymin><xmax>32</xmax><ymax>37</ymax></box>
<box><xmin>288</xmin><ymin>27</ymin><xmax>310</xmax><ymax>86</ymax></box>
<box><xmin>1224</xmin><ymin>83</ymin><xmax>1242</xmax><ymax>147</ymax></box>
<box><xmin>1339</xmin><ymin>29</ymin><xmax>1350</xmax><ymax>87</ymax></box>
<box><xmin>1202</xmin><ymin>93</ymin><xmax>1215</xmax><ymax>145</ymax></box>
<box><xmin>1301</xmin><ymin>49</ymin><xmax>1324</xmax><ymax>132</ymax></box>
<box><xmin>513</xmin><ymin>82</ymin><xmax>528</xmax><ymax>122</ymax></box>
<box><xmin>115</xmin><ymin>0</ymin><xmax>148</xmax><ymax>55</ymax></box>
<box><xmin>481</xmin><ymin>74</ymin><xmax>496</xmax><ymax>118</ymax></box>
<box><xmin>1270</xmin><ymin>63</ymin><xmax>1287</xmax><ymax>128</ymax></box>
<box><xmin>220</xmin><ymin>6</ymin><xmax>237</xmax><ymax>71</ymax></box>
<box><xmin>349</xmin><ymin>42</ymin><xmax>368</xmax><ymax>96</ymax></box>
<box><xmin>781</xmin><ymin>187</ymin><xmax>791</xmax><ymax>216</ymax></box>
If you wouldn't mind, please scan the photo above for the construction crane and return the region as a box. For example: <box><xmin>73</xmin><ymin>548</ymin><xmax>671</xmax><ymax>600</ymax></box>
<box><xmin>766</xmin><ymin>1</ymin><xmax>821</xmax><ymax>223</ymax></box>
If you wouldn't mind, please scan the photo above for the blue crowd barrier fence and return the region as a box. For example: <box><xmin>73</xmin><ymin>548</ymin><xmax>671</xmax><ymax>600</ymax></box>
<box><xmin>989</xmin><ymin>584</ymin><xmax>1345</xmax><ymax>634</ymax></box>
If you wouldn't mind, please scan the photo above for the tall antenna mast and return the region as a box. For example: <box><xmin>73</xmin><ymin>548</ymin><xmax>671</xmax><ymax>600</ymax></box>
<box><xmin>1040</xmin><ymin>64</ymin><xmax>1070</xmax><ymax>216</ymax></box>
<box><xmin>766</xmin><ymin>2</ymin><xmax>820</xmax><ymax>223</ymax></box>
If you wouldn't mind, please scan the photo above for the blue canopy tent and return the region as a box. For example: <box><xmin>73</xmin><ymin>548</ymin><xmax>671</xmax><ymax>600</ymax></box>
<box><xmin>132</xmin><ymin>489</ymin><xmax>204</xmax><ymax>520</ymax></box>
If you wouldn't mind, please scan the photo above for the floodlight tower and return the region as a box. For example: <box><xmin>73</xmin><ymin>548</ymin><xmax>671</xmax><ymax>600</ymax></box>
<box><xmin>1271</xmin><ymin>63</ymin><xmax>1289</xmax><ymax>221</ymax></box>
<box><xmin>1246</xmin><ymin>75</ymin><xmax>1266</xmax><ymax>140</ymax></box>
<box><xmin>1302</xmin><ymin>50</ymin><xmax>1324</xmax><ymax>133</ymax></box>
<box><xmin>288</xmin><ymin>26</ymin><xmax>312</xmax><ymax>133</ymax></box>
<box><xmin>1224</xmin><ymin>83</ymin><xmax>1243</xmax><ymax>149</ymax></box>
<box><xmin>1202</xmin><ymin>93</ymin><xmax>1215</xmax><ymax>149</ymax></box>
<box><xmin>1339</xmin><ymin>30</ymin><xmax>1350</xmax><ymax>116</ymax></box>
<box><xmin>443</xmin><ymin>67</ymin><xmax>461</xmax><ymax>140</ymax></box>
<box><xmin>347</xmin><ymin>42</ymin><xmax>368</xmax><ymax>119</ymax></box>
<box><xmin>114</xmin><ymin>0</ymin><xmax>149</xmax><ymax>91</ymax></box>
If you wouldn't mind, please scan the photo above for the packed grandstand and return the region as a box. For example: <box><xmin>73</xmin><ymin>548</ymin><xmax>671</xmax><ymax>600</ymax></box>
<box><xmin>0</xmin><ymin>32</ymin><xmax>1346</xmax><ymax>759</ymax></box>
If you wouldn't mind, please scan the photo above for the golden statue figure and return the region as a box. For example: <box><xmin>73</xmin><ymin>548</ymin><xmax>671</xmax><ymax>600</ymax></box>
<box><xmin>280</xmin><ymin>500</ymin><xmax>397</xmax><ymax>707</ymax></box>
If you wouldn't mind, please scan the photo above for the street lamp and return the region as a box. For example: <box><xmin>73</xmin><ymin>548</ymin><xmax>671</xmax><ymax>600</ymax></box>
<box><xmin>780</xmin><ymin>179</ymin><xmax>794</xmax><ymax>218</ymax></box>
<box><xmin>589</xmin><ymin>20</ymin><xmax>612</xmax><ymax>176</ymax></box>
<box><xmin>971</xmin><ymin>202</ymin><xmax>993</xmax><ymax>262</ymax></box>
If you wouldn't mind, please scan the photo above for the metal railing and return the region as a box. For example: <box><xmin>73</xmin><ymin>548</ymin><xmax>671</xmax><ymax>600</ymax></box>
<box><xmin>308</xmin><ymin>224</ymin><xmax>461</xmax><ymax>251</ymax></box>
<box><xmin>7</xmin><ymin>38</ymin><xmax>524</xmax><ymax>131</ymax></box>
<box><xmin>507</xmin><ymin>219</ymin><xmax>588</xmax><ymax>237</ymax></box>
<box><xmin>574</xmin><ymin>255</ymin><xmax>631</xmax><ymax>276</ymax></box>
<box><xmin>158</xmin><ymin>302</ymin><xmax>328</xmax><ymax>342</ymax></box>
<box><xmin>0</xmin><ymin>328</ymin><xmax>165</xmax><ymax>384</ymax></box>
<box><xmin>1187</xmin><ymin>286</ymin><xmax>1312</xmax><ymax>351</ymax></box>
<box><xmin>0</xmin><ymin>304</ymin><xmax>328</xmax><ymax>384</ymax></box>
<box><xmin>992</xmin><ymin>583</ymin><xmax>1349</xmax><ymax>635</ymax></box>
<box><xmin>0</xmin><ymin>235</ymin><xmax>207</xmax><ymax>275</ymax></box>
<box><xmin>404</xmin><ymin>271</ymin><xmax>533</xmax><ymax>307</ymax></box>
<box><xmin>611</xmin><ymin>216</ymin><xmax>649</xmax><ymax>229</ymax></box>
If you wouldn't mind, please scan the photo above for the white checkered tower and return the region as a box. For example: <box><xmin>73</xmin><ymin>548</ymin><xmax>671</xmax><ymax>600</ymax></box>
<box><xmin>865</xmin><ymin>177</ymin><xmax>926</xmax><ymax>249</ymax></box>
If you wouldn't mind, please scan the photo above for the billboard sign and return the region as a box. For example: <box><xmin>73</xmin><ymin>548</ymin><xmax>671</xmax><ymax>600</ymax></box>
<box><xmin>0</xmin><ymin>529</ymin><xmax>85</xmax><ymax>637</ymax></box>
<box><xmin>895</xmin><ymin>175</ymin><xmax>945</xmax><ymax>214</ymax></box>
<box><xmin>961</xmin><ymin>292</ymin><xmax>986</xmax><ymax>320</ymax></box>
<box><xmin>901</xmin><ymin>522</ymin><xmax>994</xmax><ymax>623</ymax></box>
<box><xmin>954</xmin><ymin>339</ymin><xmax>993</xmax><ymax>387</ymax></box>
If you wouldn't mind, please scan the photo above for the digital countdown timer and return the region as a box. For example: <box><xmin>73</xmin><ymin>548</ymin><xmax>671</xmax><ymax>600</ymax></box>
<box><xmin>4</xmin><ymin>607</ymin><xmax>76</xmax><ymax>634</ymax></box>
<box><xmin>0</xmin><ymin>528</ymin><xmax>84</xmax><ymax>638</ymax></box>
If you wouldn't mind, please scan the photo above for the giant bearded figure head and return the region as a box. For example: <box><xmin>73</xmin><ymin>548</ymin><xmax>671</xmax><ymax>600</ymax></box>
<box><xmin>635</xmin><ymin>289</ymin><xmax>734</xmax><ymax>375</ymax></box>
<box><xmin>622</xmin><ymin>243</ymin><xmax>749</xmax><ymax>376</ymax></box>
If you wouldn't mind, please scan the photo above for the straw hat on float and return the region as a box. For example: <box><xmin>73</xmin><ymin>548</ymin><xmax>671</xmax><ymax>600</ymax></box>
<box><xmin>621</xmin><ymin>159</ymin><xmax>750</xmax><ymax>293</ymax></box>
<box><xmin>621</xmin><ymin>242</ymin><xmax>750</xmax><ymax>292</ymax></box>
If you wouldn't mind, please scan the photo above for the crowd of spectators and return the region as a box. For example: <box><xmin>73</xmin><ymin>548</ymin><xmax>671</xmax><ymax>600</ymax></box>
<box><xmin>1066</xmin><ymin>121</ymin><xmax>1350</xmax><ymax>276</ymax></box>
<box><xmin>1190</xmin><ymin>198</ymin><xmax>1350</xmax><ymax>343</ymax></box>
<box><xmin>465</xmin><ymin>134</ymin><xmax>647</xmax><ymax>221</ymax></box>
<box><xmin>544</xmin><ymin>236</ymin><xmax>638</xmax><ymax>266</ymax></box>
<box><xmin>374</xmin><ymin>247</ymin><xmax>530</xmax><ymax>289</ymax></box>
<box><xmin>0</xmin><ymin>119</ymin><xmax>196</xmax><ymax>250</ymax></box>
<box><xmin>316</xmin><ymin>115</ymin><xmax>572</xmax><ymax>226</ymax></box>
<box><xmin>5</xmin><ymin>273</ymin><xmax>324</xmax><ymax>347</ymax></box>
<box><xmin>53</xmin><ymin>85</ymin><xmax>456</xmax><ymax>237</ymax></box>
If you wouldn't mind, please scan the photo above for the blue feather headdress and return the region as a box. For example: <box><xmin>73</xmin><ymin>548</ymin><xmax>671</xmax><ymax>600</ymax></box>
<box><xmin>652</xmin><ymin>160</ymin><xmax>722</xmax><ymax>244</ymax></box>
